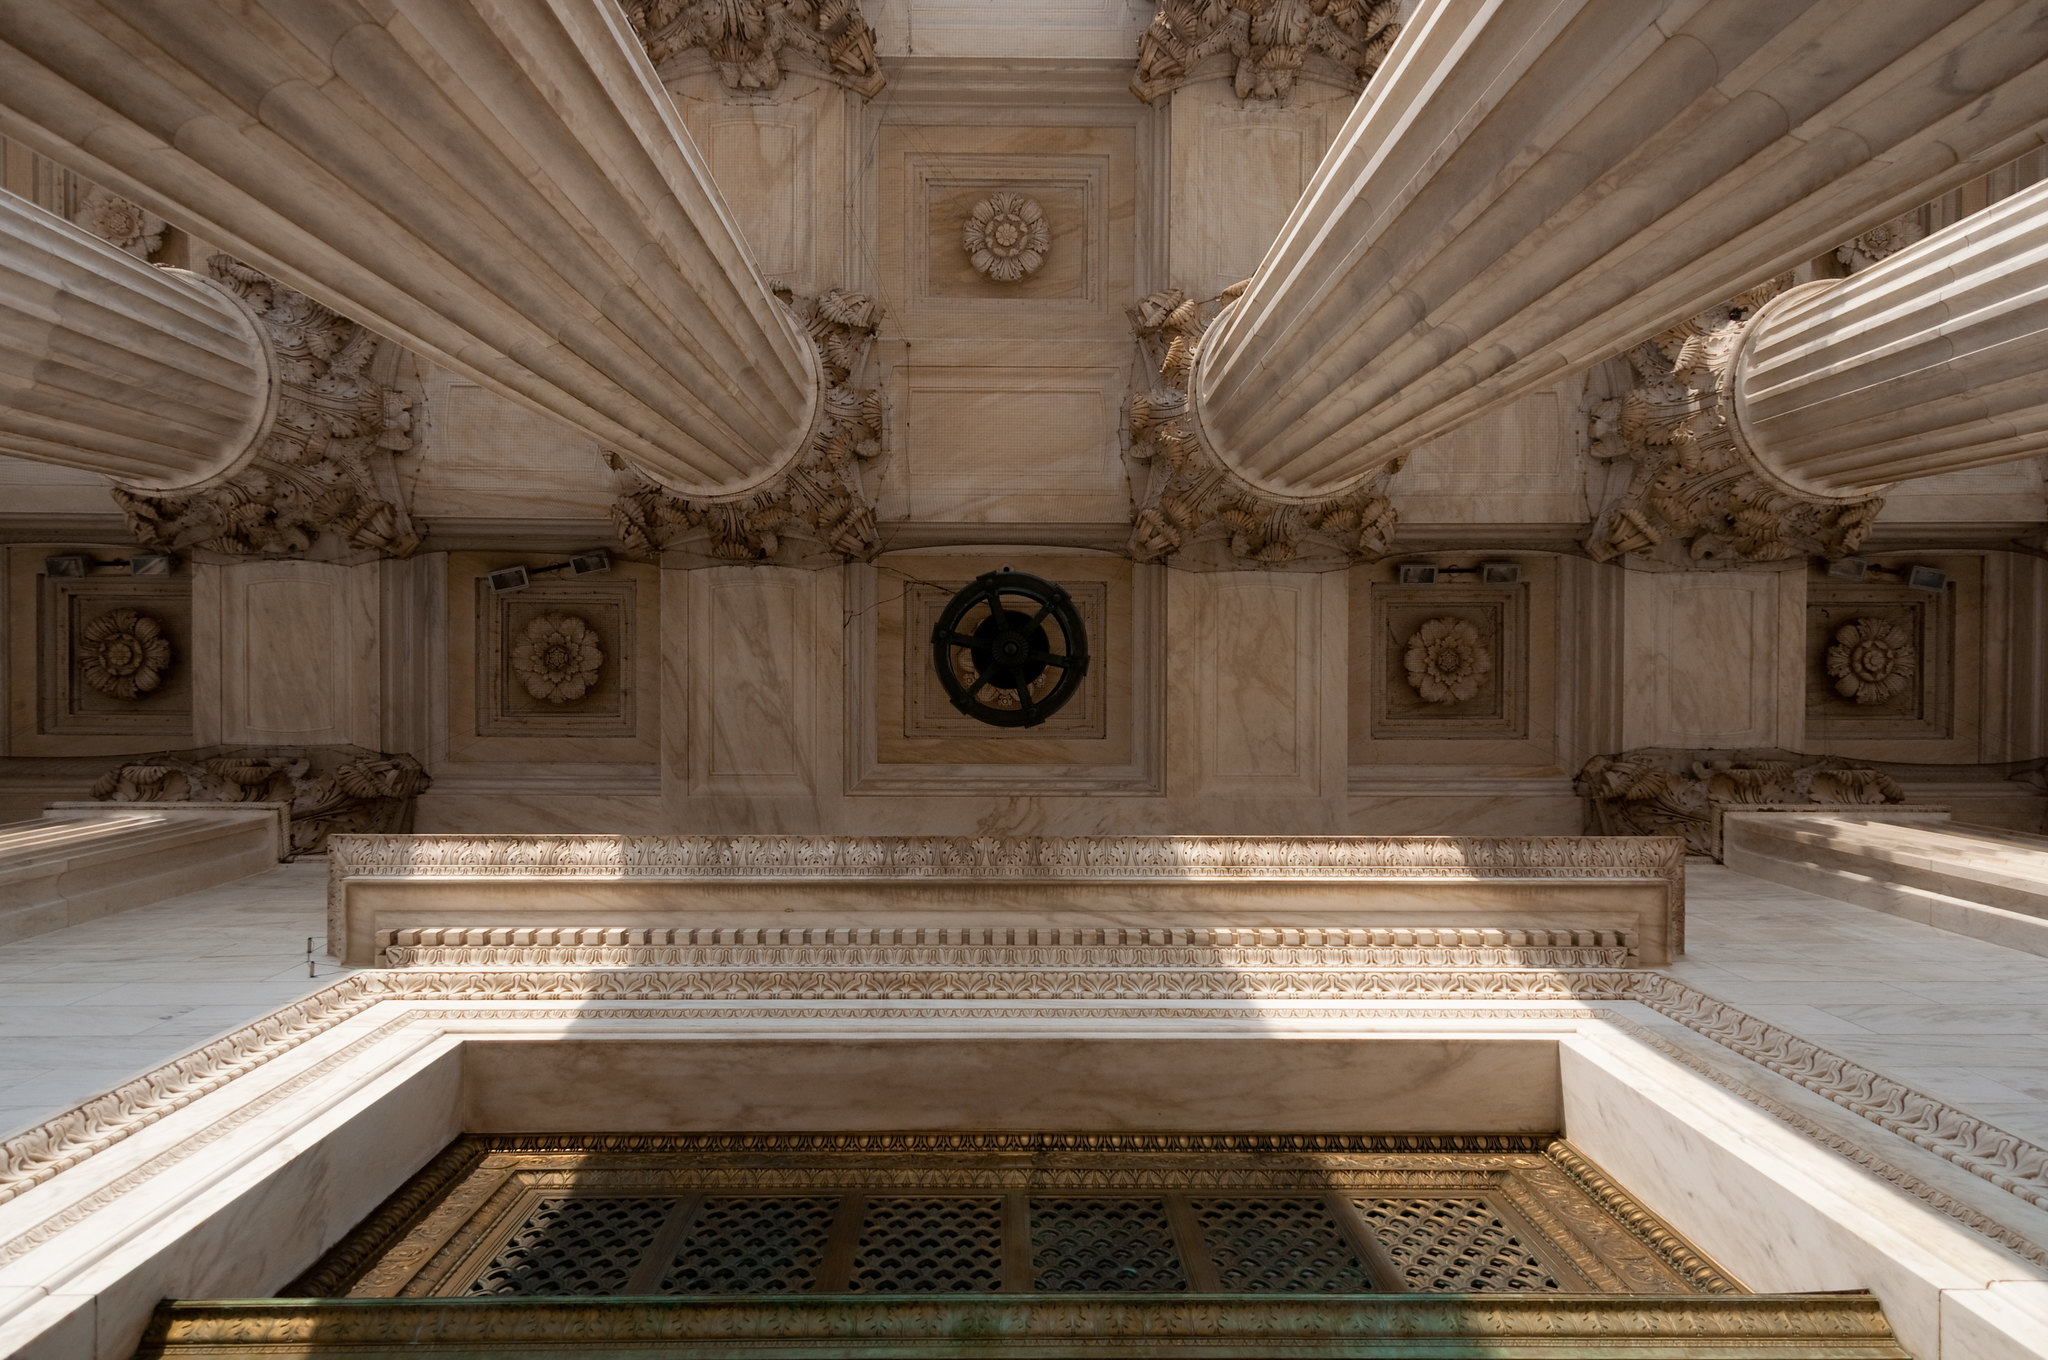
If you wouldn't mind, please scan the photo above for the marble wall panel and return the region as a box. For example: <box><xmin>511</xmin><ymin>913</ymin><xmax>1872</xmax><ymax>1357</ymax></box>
<box><xmin>846</xmin><ymin>551</ymin><xmax>1163</xmax><ymax>793</ymax></box>
<box><xmin>1621</xmin><ymin>568</ymin><xmax>1804</xmax><ymax>751</ymax></box>
<box><xmin>407</xmin><ymin>372</ymin><xmax>620</xmax><ymax>523</ymax></box>
<box><xmin>1876</xmin><ymin>456</ymin><xmax>2048</xmax><ymax>524</ymax></box>
<box><xmin>865</xmin><ymin>0</ymin><xmax>1149</xmax><ymax>59</ymax></box>
<box><xmin>676</xmin><ymin>565</ymin><xmax>835</xmax><ymax>798</ymax></box>
<box><xmin>193</xmin><ymin>560</ymin><xmax>382</xmax><ymax>749</ymax></box>
<box><xmin>5</xmin><ymin>547</ymin><xmax>194</xmax><ymax>758</ymax></box>
<box><xmin>1387</xmin><ymin>381</ymin><xmax>1597</xmax><ymax>526</ymax></box>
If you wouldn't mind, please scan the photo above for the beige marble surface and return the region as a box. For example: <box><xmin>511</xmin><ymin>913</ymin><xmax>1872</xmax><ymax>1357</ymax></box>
<box><xmin>0</xmin><ymin>860</ymin><xmax>339</xmax><ymax>1140</ymax></box>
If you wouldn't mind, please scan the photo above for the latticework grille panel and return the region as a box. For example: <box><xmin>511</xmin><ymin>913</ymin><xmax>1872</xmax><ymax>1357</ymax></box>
<box><xmin>850</xmin><ymin>1198</ymin><xmax>1005</xmax><ymax>1293</ymax></box>
<box><xmin>1192</xmin><ymin>1198</ymin><xmax>1374</xmax><ymax>1293</ymax></box>
<box><xmin>465</xmin><ymin>1197</ymin><xmax>676</xmax><ymax>1296</ymax></box>
<box><xmin>659</xmin><ymin>1197</ymin><xmax>840</xmax><ymax>1295</ymax></box>
<box><xmin>1030</xmin><ymin>1197</ymin><xmax>1186</xmax><ymax>1292</ymax></box>
<box><xmin>1357</xmin><ymin>1198</ymin><xmax>1561</xmax><ymax>1292</ymax></box>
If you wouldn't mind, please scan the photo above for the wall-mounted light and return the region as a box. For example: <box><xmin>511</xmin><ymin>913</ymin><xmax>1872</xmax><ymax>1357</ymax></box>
<box><xmin>44</xmin><ymin>553</ymin><xmax>177</xmax><ymax>578</ymax></box>
<box><xmin>568</xmin><ymin>550</ymin><xmax>611</xmax><ymax>576</ymax></box>
<box><xmin>1826</xmin><ymin>557</ymin><xmax>1870</xmax><ymax>580</ymax></box>
<box><xmin>1906</xmin><ymin>565</ymin><xmax>1948</xmax><ymax>592</ymax></box>
<box><xmin>489</xmin><ymin>551</ymin><xmax>612</xmax><ymax>594</ymax></box>
<box><xmin>1397</xmin><ymin>564</ymin><xmax>1438</xmax><ymax>585</ymax></box>
<box><xmin>1824</xmin><ymin>557</ymin><xmax>1946</xmax><ymax>591</ymax></box>
<box><xmin>1480</xmin><ymin>561</ymin><xmax>1521</xmax><ymax>584</ymax></box>
<box><xmin>487</xmin><ymin>565</ymin><xmax>532</xmax><ymax>594</ymax></box>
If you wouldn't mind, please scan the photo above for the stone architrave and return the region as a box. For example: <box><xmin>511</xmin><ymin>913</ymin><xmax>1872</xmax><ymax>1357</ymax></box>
<box><xmin>1130</xmin><ymin>0</ymin><xmax>1401</xmax><ymax>103</ymax></box>
<box><xmin>0</xmin><ymin>0</ymin><xmax>821</xmax><ymax>498</ymax></box>
<box><xmin>113</xmin><ymin>259</ymin><xmax>420</xmax><ymax>560</ymax></box>
<box><xmin>611</xmin><ymin>289</ymin><xmax>886</xmax><ymax>563</ymax></box>
<box><xmin>1182</xmin><ymin>0</ymin><xmax>2048</xmax><ymax>500</ymax></box>
<box><xmin>622</xmin><ymin>0</ymin><xmax>885</xmax><ymax>95</ymax></box>
<box><xmin>1125</xmin><ymin>288</ymin><xmax>1397</xmax><ymax>569</ymax></box>
<box><xmin>90</xmin><ymin>747</ymin><xmax>430</xmax><ymax>858</ymax></box>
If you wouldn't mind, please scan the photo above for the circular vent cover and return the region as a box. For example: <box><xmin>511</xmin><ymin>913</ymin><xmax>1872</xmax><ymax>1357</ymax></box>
<box><xmin>928</xmin><ymin>569</ymin><xmax>1090</xmax><ymax>728</ymax></box>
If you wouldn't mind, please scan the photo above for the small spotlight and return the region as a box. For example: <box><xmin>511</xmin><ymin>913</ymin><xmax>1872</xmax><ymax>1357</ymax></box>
<box><xmin>1397</xmin><ymin>564</ymin><xmax>1439</xmax><ymax>585</ymax></box>
<box><xmin>1826</xmin><ymin>557</ymin><xmax>1870</xmax><ymax>581</ymax></box>
<box><xmin>1480</xmin><ymin>561</ymin><xmax>1521</xmax><ymax>584</ymax></box>
<box><xmin>487</xmin><ymin>565</ymin><xmax>532</xmax><ymax>594</ymax></box>
<box><xmin>569</xmin><ymin>550</ymin><xmax>611</xmax><ymax>576</ymax></box>
<box><xmin>128</xmin><ymin>554</ymin><xmax>175</xmax><ymax>577</ymax></box>
<box><xmin>43</xmin><ymin>555</ymin><xmax>89</xmax><ymax>578</ymax></box>
<box><xmin>1907</xmin><ymin>565</ymin><xmax>1948</xmax><ymax>592</ymax></box>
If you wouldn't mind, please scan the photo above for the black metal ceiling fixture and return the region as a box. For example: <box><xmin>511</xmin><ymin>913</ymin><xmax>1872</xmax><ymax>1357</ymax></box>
<box><xmin>929</xmin><ymin>569</ymin><xmax>1090</xmax><ymax>728</ymax></box>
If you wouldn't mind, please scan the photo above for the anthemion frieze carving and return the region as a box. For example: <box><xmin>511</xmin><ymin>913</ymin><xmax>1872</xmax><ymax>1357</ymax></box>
<box><xmin>1577</xmin><ymin>748</ymin><xmax>1907</xmax><ymax>858</ymax></box>
<box><xmin>1130</xmin><ymin>0</ymin><xmax>1402</xmax><ymax>102</ymax></box>
<box><xmin>113</xmin><ymin>258</ymin><xmax>420</xmax><ymax>559</ymax></box>
<box><xmin>611</xmin><ymin>288</ymin><xmax>886</xmax><ymax>564</ymax></box>
<box><xmin>622</xmin><ymin>0</ymin><xmax>885</xmax><ymax>96</ymax></box>
<box><xmin>91</xmin><ymin>746</ymin><xmax>430</xmax><ymax>857</ymax></box>
<box><xmin>1126</xmin><ymin>288</ymin><xmax>1399</xmax><ymax>569</ymax></box>
<box><xmin>1582</xmin><ymin>287</ymin><xmax>1883</xmax><ymax>566</ymax></box>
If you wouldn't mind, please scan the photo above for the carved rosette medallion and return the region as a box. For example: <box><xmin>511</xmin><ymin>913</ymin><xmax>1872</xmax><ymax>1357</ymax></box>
<box><xmin>1836</xmin><ymin>215</ymin><xmax>1926</xmax><ymax>273</ymax></box>
<box><xmin>962</xmin><ymin>194</ymin><xmax>1049</xmax><ymax>283</ymax></box>
<box><xmin>1403</xmin><ymin>618</ymin><xmax>1490</xmax><ymax>704</ymax></box>
<box><xmin>1124</xmin><ymin>287</ymin><xmax>1399</xmax><ymax>568</ymax></box>
<box><xmin>1131</xmin><ymin>0</ymin><xmax>1401</xmax><ymax>102</ymax></box>
<box><xmin>512</xmin><ymin>613</ymin><xmax>604</xmax><ymax>704</ymax></box>
<box><xmin>1826</xmin><ymin>617</ymin><xmax>1916</xmax><ymax>705</ymax></box>
<box><xmin>112</xmin><ymin>258</ymin><xmax>419</xmax><ymax>559</ymax></box>
<box><xmin>611</xmin><ymin>288</ymin><xmax>887</xmax><ymax>564</ymax></box>
<box><xmin>77</xmin><ymin>607</ymin><xmax>172</xmax><ymax>700</ymax></box>
<box><xmin>1583</xmin><ymin>285</ymin><xmax>1884</xmax><ymax>566</ymax></box>
<box><xmin>70</xmin><ymin>186</ymin><xmax>165</xmax><ymax>260</ymax></box>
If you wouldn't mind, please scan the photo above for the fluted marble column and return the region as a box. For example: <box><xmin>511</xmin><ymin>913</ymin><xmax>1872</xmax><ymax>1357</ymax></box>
<box><xmin>0</xmin><ymin>0</ymin><xmax>816</xmax><ymax>497</ymax></box>
<box><xmin>0</xmin><ymin>192</ymin><xmax>274</xmax><ymax>491</ymax></box>
<box><xmin>1194</xmin><ymin>0</ymin><xmax>2048</xmax><ymax>498</ymax></box>
<box><xmin>1733</xmin><ymin>177</ymin><xmax>2048</xmax><ymax>497</ymax></box>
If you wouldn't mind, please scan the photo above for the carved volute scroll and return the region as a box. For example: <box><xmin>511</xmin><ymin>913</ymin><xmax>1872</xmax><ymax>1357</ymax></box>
<box><xmin>112</xmin><ymin>258</ymin><xmax>420</xmax><ymax>559</ymax></box>
<box><xmin>623</xmin><ymin>0</ymin><xmax>885</xmax><ymax>96</ymax></box>
<box><xmin>610</xmin><ymin>288</ymin><xmax>886</xmax><ymax>563</ymax></box>
<box><xmin>1131</xmin><ymin>0</ymin><xmax>1401</xmax><ymax>102</ymax></box>
<box><xmin>1125</xmin><ymin>287</ymin><xmax>1399</xmax><ymax>569</ymax></box>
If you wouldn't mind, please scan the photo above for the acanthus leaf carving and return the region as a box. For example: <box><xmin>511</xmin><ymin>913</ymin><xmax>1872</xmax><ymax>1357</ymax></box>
<box><xmin>610</xmin><ymin>287</ymin><xmax>886</xmax><ymax>564</ymax></box>
<box><xmin>89</xmin><ymin>745</ymin><xmax>430</xmax><ymax>857</ymax></box>
<box><xmin>112</xmin><ymin>258</ymin><xmax>420</xmax><ymax>559</ymax></box>
<box><xmin>1576</xmin><ymin>747</ymin><xmax>1907</xmax><ymax>858</ymax></box>
<box><xmin>1126</xmin><ymin>287</ymin><xmax>1399</xmax><ymax>568</ymax></box>
<box><xmin>1582</xmin><ymin>286</ymin><xmax>1882</xmax><ymax>566</ymax></box>
<box><xmin>1131</xmin><ymin>0</ymin><xmax>1401</xmax><ymax>103</ymax></box>
<box><xmin>622</xmin><ymin>0</ymin><xmax>885</xmax><ymax>96</ymax></box>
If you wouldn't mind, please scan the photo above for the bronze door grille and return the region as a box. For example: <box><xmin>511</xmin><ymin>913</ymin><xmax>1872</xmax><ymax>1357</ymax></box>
<box><xmin>293</xmin><ymin>1134</ymin><xmax>1735</xmax><ymax>1299</ymax></box>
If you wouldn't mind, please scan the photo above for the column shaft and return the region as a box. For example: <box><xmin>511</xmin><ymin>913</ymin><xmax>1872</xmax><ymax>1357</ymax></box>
<box><xmin>1194</xmin><ymin>0</ymin><xmax>2048</xmax><ymax>497</ymax></box>
<box><xmin>0</xmin><ymin>0</ymin><xmax>816</xmax><ymax>497</ymax></box>
<box><xmin>1734</xmin><ymin>176</ymin><xmax>2048</xmax><ymax>496</ymax></box>
<box><xmin>0</xmin><ymin>192</ymin><xmax>273</xmax><ymax>491</ymax></box>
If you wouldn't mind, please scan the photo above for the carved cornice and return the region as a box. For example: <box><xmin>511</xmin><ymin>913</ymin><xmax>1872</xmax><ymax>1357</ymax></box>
<box><xmin>610</xmin><ymin>289</ymin><xmax>885</xmax><ymax>564</ymax></box>
<box><xmin>1125</xmin><ymin>289</ymin><xmax>1400</xmax><ymax>568</ymax></box>
<box><xmin>113</xmin><ymin>258</ymin><xmax>420</xmax><ymax>559</ymax></box>
<box><xmin>93</xmin><ymin>746</ymin><xmax>430</xmax><ymax>858</ymax></box>
<box><xmin>1131</xmin><ymin>0</ymin><xmax>1402</xmax><ymax>103</ymax></box>
<box><xmin>1576</xmin><ymin>748</ymin><xmax>1908</xmax><ymax>859</ymax></box>
<box><xmin>1583</xmin><ymin>287</ymin><xmax>1882</xmax><ymax>565</ymax></box>
<box><xmin>623</xmin><ymin>0</ymin><xmax>885</xmax><ymax>96</ymax></box>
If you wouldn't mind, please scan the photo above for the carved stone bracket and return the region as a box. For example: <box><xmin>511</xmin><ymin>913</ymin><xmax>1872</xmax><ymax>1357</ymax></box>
<box><xmin>112</xmin><ymin>258</ymin><xmax>419</xmax><ymax>559</ymax></box>
<box><xmin>1576</xmin><ymin>747</ymin><xmax>1908</xmax><ymax>858</ymax></box>
<box><xmin>1125</xmin><ymin>288</ymin><xmax>1399</xmax><ymax>568</ymax></box>
<box><xmin>1131</xmin><ymin>0</ymin><xmax>1400</xmax><ymax>102</ymax></box>
<box><xmin>1583</xmin><ymin>287</ymin><xmax>1883</xmax><ymax>566</ymax></box>
<box><xmin>611</xmin><ymin>288</ymin><xmax>886</xmax><ymax>564</ymax></box>
<box><xmin>90</xmin><ymin>745</ymin><xmax>430</xmax><ymax>858</ymax></box>
<box><xmin>623</xmin><ymin>0</ymin><xmax>885</xmax><ymax>96</ymax></box>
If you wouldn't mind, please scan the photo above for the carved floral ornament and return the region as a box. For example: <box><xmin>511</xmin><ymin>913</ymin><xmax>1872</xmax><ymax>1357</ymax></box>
<box><xmin>77</xmin><ymin>607</ymin><xmax>172</xmax><ymax>700</ymax></box>
<box><xmin>1131</xmin><ymin>0</ymin><xmax>1401</xmax><ymax>102</ymax></box>
<box><xmin>512</xmin><ymin>613</ymin><xmax>605</xmax><ymax>703</ymax></box>
<box><xmin>622</xmin><ymin>0</ymin><xmax>885</xmax><ymax>95</ymax></box>
<box><xmin>1827</xmin><ymin>617</ymin><xmax>1916</xmax><ymax>705</ymax></box>
<box><xmin>1125</xmin><ymin>287</ymin><xmax>1399</xmax><ymax>568</ymax></box>
<box><xmin>71</xmin><ymin>185</ymin><xmax>164</xmax><ymax>260</ymax></box>
<box><xmin>962</xmin><ymin>194</ymin><xmax>1049</xmax><ymax>283</ymax></box>
<box><xmin>1402</xmin><ymin>618</ymin><xmax>1490</xmax><ymax>704</ymax></box>
<box><xmin>611</xmin><ymin>287</ymin><xmax>886</xmax><ymax>563</ymax></box>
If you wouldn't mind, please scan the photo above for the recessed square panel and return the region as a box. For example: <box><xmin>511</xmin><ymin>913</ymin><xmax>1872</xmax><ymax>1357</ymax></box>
<box><xmin>41</xmin><ymin>575</ymin><xmax>193</xmax><ymax>736</ymax></box>
<box><xmin>1371</xmin><ymin>586</ymin><xmax>1526</xmax><ymax>739</ymax></box>
<box><xmin>478</xmin><ymin>578</ymin><xmax>636</xmax><ymax>737</ymax></box>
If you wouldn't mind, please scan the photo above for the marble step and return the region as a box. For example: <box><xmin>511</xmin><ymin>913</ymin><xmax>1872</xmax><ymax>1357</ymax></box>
<box><xmin>0</xmin><ymin>804</ymin><xmax>285</xmax><ymax>945</ymax></box>
<box><xmin>1721</xmin><ymin>811</ymin><xmax>2048</xmax><ymax>957</ymax></box>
